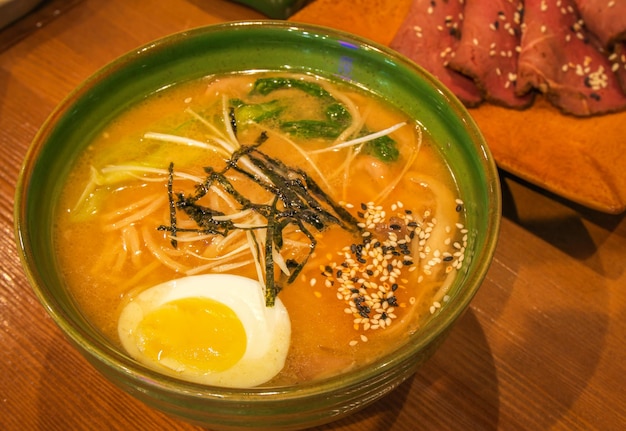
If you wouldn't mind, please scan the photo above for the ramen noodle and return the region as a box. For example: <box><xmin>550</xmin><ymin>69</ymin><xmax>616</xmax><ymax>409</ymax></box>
<box><xmin>54</xmin><ymin>72</ymin><xmax>468</xmax><ymax>387</ymax></box>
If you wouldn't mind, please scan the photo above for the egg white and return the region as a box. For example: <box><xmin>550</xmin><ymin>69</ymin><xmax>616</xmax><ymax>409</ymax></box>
<box><xmin>117</xmin><ymin>274</ymin><xmax>291</xmax><ymax>388</ymax></box>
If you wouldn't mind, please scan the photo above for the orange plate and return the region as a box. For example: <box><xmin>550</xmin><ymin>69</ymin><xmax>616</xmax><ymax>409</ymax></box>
<box><xmin>292</xmin><ymin>0</ymin><xmax>626</xmax><ymax>214</ymax></box>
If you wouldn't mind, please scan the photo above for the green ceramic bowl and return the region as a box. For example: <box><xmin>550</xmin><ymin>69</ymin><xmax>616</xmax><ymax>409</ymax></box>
<box><xmin>14</xmin><ymin>21</ymin><xmax>500</xmax><ymax>430</ymax></box>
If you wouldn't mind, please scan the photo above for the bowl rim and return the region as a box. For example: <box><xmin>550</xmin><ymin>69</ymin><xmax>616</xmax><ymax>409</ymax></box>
<box><xmin>14</xmin><ymin>19</ymin><xmax>501</xmax><ymax>401</ymax></box>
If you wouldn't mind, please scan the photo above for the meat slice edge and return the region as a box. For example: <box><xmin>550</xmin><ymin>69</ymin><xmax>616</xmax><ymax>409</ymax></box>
<box><xmin>517</xmin><ymin>0</ymin><xmax>626</xmax><ymax>116</ymax></box>
<box><xmin>448</xmin><ymin>0</ymin><xmax>534</xmax><ymax>109</ymax></box>
<box><xmin>611</xmin><ymin>42</ymin><xmax>626</xmax><ymax>94</ymax></box>
<box><xmin>390</xmin><ymin>0</ymin><xmax>483</xmax><ymax>107</ymax></box>
<box><xmin>573</xmin><ymin>0</ymin><xmax>626</xmax><ymax>48</ymax></box>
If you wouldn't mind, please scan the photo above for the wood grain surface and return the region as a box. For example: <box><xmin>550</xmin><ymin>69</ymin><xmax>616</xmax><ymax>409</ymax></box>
<box><xmin>1</xmin><ymin>1</ymin><xmax>625</xmax><ymax>430</ymax></box>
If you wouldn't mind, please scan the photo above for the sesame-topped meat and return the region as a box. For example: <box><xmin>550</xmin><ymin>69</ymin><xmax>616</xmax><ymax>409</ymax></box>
<box><xmin>574</xmin><ymin>0</ymin><xmax>626</xmax><ymax>95</ymax></box>
<box><xmin>516</xmin><ymin>0</ymin><xmax>626</xmax><ymax>116</ymax></box>
<box><xmin>448</xmin><ymin>0</ymin><xmax>534</xmax><ymax>109</ymax></box>
<box><xmin>390</xmin><ymin>0</ymin><xmax>483</xmax><ymax>107</ymax></box>
<box><xmin>611</xmin><ymin>42</ymin><xmax>626</xmax><ymax>94</ymax></box>
<box><xmin>573</xmin><ymin>0</ymin><xmax>626</xmax><ymax>49</ymax></box>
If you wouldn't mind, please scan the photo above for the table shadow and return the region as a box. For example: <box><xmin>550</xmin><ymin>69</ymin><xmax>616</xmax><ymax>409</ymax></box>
<box><xmin>500</xmin><ymin>170</ymin><xmax>626</xmax><ymax>280</ymax></box>
<box><xmin>315</xmin><ymin>308</ymin><xmax>499</xmax><ymax>431</ymax></box>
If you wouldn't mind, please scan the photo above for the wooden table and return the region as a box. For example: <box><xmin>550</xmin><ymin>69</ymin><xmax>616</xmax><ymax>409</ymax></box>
<box><xmin>1</xmin><ymin>1</ymin><xmax>624</xmax><ymax>430</ymax></box>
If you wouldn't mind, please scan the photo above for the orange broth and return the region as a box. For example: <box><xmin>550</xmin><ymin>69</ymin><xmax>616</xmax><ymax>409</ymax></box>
<box><xmin>54</xmin><ymin>72</ymin><xmax>467</xmax><ymax>385</ymax></box>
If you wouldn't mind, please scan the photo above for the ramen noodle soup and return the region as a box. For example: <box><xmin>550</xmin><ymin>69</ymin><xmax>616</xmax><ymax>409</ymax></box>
<box><xmin>55</xmin><ymin>72</ymin><xmax>468</xmax><ymax>388</ymax></box>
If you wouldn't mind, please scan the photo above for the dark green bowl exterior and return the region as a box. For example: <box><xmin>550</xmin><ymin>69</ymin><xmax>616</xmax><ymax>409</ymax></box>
<box><xmin>14</xmin><ymin>21</ymin><xmax>501</xmax><ymax>430</ymax></box>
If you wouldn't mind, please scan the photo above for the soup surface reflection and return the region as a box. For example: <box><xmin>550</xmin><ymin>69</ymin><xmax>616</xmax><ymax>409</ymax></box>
<box><xmin>55</xmin><ymin>72</ymin><xmax>468</xmax><ymax>386</ymax></box>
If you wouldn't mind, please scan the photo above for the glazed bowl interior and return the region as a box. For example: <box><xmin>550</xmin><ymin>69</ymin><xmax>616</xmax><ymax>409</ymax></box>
<box><xmin>15</xmin><ymin>21</ymin><xmax>500</xmax><ymax>430</ymax></box>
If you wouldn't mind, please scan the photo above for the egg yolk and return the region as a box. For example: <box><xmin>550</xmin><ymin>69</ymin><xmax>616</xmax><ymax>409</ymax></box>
<box><xmin>135</xmin><ymin>297</ymin><xmax>247</xmax><ymax>373</ymax></box>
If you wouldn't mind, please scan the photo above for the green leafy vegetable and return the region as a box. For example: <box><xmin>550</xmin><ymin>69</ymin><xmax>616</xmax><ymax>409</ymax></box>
<box><xmin>363</xmin><ymin>134</ymin><xmax>400</xmax><ymax>162</ymax></box>
<box><xmin>251</xmin><ymin>77</ymin><xmax>335</xmax><ymax>100</ymax></box>
<box><xmin>230</xmin><ymin>98</ymin><xmax>284</xmax><ymax>123</ymax></box>
<box><xmin>250</xmin><ymin>77</ymin><xmax>352</xmax><ymax>140</ymax></box>
<box><xmin>279</xmin><ymin>120</ymin><xmax>345</xmax><ymax>139</ymax></box>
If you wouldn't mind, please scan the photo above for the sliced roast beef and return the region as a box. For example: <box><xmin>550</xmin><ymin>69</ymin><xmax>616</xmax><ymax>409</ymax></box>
<box><xmin>573</xmin><ymin>0</ymin><xmax>626</xmax><ymax>49</ymax></box>
<box><xmin>611</xmin><ymin>42</ymin><xmax>626</xmax><ymax>94</ymax></box>
<box><xmin>517</xmin><ymin>0</ymin><xmax>626</xmax><ymax>116</ymax></box>
<box><xmin>390</xmin><ymin>0</ymin><xmax>483</xmax><ymax>107</ymax></box>
<box><xmin>448</xmin><ymin>0</ymin><xmax>533</xmax><ymax>109</ymax></box>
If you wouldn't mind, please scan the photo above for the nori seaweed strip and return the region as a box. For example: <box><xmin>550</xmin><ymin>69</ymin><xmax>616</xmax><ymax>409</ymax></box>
<box><xmin>235</xmin><ymin>146</ymin><xmax>343</xmax><ymax>230</ymax></box>
<box><xmin>264</xmin><ymin>196</ymin><xmax>279</xmax><ymax>306</ymax></box>
<box><xmin>285</xmin><ymin>218</ymin><xmax>316</xmax><ymax>284</ymax></box>
<box><xmin>248</xmin><ymin>147</ymin><xmax>360</xmax><ymax>231</ymax></box>
<box><xmin>186</xmin><ymin>131</ymin><xmax>266</xmax><ymax>203</ymax></box>
<box><xmin>206</xmin><ymin>168</ymin><xmax>254</xmax><ymax>208</ymax></box>
<box><xmin>175</xmin><ymin>197</ymin><xmax>232</xmax><ymax>236</ymax></box>
<box><xmin>298</xmin><ymin>167</ymin><xmax>361</xmax><ymax>231</ymax></box>
<box><xmin>160</xmin><ymin>124</ymin><xmax>365</xmax><ymax>306</ymax></box>
<box><xmin>245</xmin><ymin>155</ymin><xmax>325</xmax><ymax>227</ymax></box>
<box><xmin>166</xmin><ymin>162</ymin><xmax>178</xmax><ymax>248</ymax></box>
<box><xmin>229</xmin><ymin>106</ymin><xmax>237</xmax><ymax>137</ymax></box>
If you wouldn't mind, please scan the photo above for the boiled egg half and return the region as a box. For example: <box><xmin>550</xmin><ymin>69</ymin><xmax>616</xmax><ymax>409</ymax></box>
<box><xmin>117</xmin><ymin>274</ymin><xmax>291</xmax><ymax>388</ymax></box>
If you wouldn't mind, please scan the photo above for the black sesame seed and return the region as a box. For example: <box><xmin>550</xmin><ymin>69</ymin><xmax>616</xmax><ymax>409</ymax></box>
<box><xmin>357</xmin><ymin>211</ymin><xmax>365</xmax><ymax>218</ymax></box>
<box><xmin>455</xmin><ymin>204</ymin><xmax>463</xmax><ymax>212</ymax></box>
<box><xmin>388</xmin><ymin>296</ymin><xmax>398</xmax><ymax>306</ymax></box>
<box><xmin>360</xmin><ymin>202</ymin><xmax>367</xmax><ymax>210</ymax></box>
<box><xmin>443</xmin><ymin>255</ymin><xmax>454</xmax><ymax>262</ymax></box>
<box><xmin>391</xmin><ymin>283</ymin><xmax>398</xmax><ymax>291</ymax></box>
<box><xmin>357</xmin><ymin>257</ymin><xmax>366</xmax><ymax>264</ymax></box>
<box><xmin>359</xmin><ymin>310</ymin><xmax>369</xmax><ymax>318</ymax></box>
<box><xmin>590</xmin><ymin>92</ymin><xmax>601</xmax><ymax>101</ymax></box>
<box><xmin>387</xmin><ymin>263</ymin><xmax>394</xmax><ymax>272</ymax></box>
<box><xmin>390</xmin><ymin>224</ymin><xmax>402</xmax><ymax>230</ymax></box>
<box><xmin>336</xmin><ymin>269</ymin><xmax>343</xmax><ymax>278</ymax></box>
<box><xmin>366</xmin><ymin>269</ymin><xmax>374</xmax><ymax>276</ymax></box>
<box><xmin>404</xmin><ymin>260</ymin><xmax>414</xmax><ymax>266</ymax></box>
